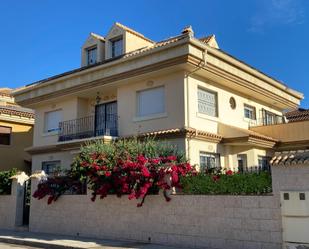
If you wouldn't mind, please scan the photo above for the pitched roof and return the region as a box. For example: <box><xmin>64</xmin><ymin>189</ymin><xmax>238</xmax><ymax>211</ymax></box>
<box><xmin>199</xmin><ymin>35</ymin><xmax>214</xmax><ymax>44</ymax></box>
<box><xmin>285</xmin><ymin>108</ymin><xmax>309</xmax><ymax>122</ymax></box>
<box><xmin>115</xmin><ymin>22</ymin><xmax>155</xmax><ymax>43</ymax></box>
<box><xmin>0</xmin><ymin>106</ymin><xmax>34</xmax><ymax>119</ymax></box>
<box><xmin>22</xmin><ymin>33</ymin><xmax>190</xmax><ymax>87</ymax></box>
<box><xmin>123</xmin><ymin>127</ymin><xmax>222</xmax><ymax>143</ymax></box>
<box><xmin>270</xmin><ymin>150</ymin><xmax>309</xmax><ymax>166</ymax></box>
<box><xmin>90</xmin><ymin>32</ymin><xmax>105</xmax><ymax>41</ymax></box>
<box><xmin>0</xmin><ymin>88</ymin><xmax>13</xmax><ymax>97</ymax></box>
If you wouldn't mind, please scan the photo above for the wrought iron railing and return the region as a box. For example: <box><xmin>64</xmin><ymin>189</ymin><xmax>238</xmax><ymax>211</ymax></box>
<box><xmin>58</xmin><ymin>114</ymin><xmax>118</xmax><ymax>142</ymax></box>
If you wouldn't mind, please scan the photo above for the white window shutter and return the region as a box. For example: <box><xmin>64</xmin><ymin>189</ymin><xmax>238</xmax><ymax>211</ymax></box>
<box><xmin>138</xmin><ymin>87</ymin><xmax>165</xmax><ymax>117</ymax></box>
<box><xmin>198</xmin><ymin>88</ymin><xmax>217</xmax><ymax>117</ymax></box>
<box><xmin>45</xmin><ymin>110</ymin><xmax>62</xmax><ymax>132</ymax></box>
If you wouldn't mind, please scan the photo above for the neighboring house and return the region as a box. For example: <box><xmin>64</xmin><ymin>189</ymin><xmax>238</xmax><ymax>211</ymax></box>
<box><xmin>13</xmin><ymin>22</ymin><xmax>303</xmax><ymax>174</ymax></box>
<box><xmin>0</xmin><ymin>88</ymin><xmax>34</xmax><ymax>173</ymax></box>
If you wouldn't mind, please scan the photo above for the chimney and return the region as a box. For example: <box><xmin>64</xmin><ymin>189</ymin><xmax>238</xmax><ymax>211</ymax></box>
<box><xmin>181</xmin><ymin>25</ymin><xmax>194</xmax><ymax>36</ymax></box>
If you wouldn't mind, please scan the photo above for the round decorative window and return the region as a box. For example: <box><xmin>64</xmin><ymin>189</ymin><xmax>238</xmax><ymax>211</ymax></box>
<box><xmin>229</xmin><ymin>97</ymin><xmax>236</xmax><ymax>109</ymax></box>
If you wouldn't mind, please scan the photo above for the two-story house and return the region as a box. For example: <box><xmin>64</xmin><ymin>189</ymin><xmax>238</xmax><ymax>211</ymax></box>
<box><xmin>0</xmin><ymin>88</ymin><xmax>34</xmax><ymax>173</ymax></box>
<box><xmin>13</xmin><ymin>22</ymin><xmax>303</xmax><ymax>174</ymax></box>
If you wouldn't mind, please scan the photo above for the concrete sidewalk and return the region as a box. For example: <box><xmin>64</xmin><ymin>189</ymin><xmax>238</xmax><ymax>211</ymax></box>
<box><xmin>0</xmin><ymin>230</ymin><xmax>180</xmax><ymax>249</ymax></box>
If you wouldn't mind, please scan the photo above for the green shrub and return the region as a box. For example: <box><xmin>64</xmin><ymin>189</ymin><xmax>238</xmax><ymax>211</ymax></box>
<box><xmin>180</xmin><ymin>171</ymin><xmax>272</xmax><ymax>195</ymax></box>
<box><xmin>34</xmin><ymin>138</ymin><xmax>192</xmax><ymax>207</ymax></box>
<box><xmin>0</xmin><ymin>169</ymin><xmax>17</xmax><ymax>195</ymax></box>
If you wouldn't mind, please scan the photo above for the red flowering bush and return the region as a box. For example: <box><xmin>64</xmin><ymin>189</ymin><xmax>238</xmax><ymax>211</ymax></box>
<box><xmin>33</xmin><ymin>176</ymin><xmax>86</xmax><ymax>204</ymax></box>
<box><xmin>33</xmin><ymin>138</ymin><xmax>195</xmax><ymax>206</ymax></box>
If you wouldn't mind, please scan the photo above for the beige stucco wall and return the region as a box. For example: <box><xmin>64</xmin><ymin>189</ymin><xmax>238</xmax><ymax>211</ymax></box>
<box><xmin>81</xmin><ymin>35</ymin><xmax>105</xmax><ymax>67</ymax></box>
<box><xmin>33</xmin><ymin>98</ymin><xmax>79</xmax><ymax>147</ymax></box>
<box><xmin>187</xmin><ymin>75</ymin><xmax>282</xmax><ymax>133</ymax></box>
<box><xmin>0</xmin><ymin>121</ymin><xmax>33</xmax><ymax>172</ymax></box>
<box><xmin>117</xmin><ymin>72</ymin><xmax>185</xmax><ymax>136</ymax></box>
<box><xmin>125</xmin><ymin>31</ymin><xmax>153</xmax><ymax>54</ymax></box>
<box><xmin>188</xmin><ymin>139</ymin><xmax>224</xmax><ymax>168</ymax></box>
<box><xmin>188</xmin><ymin>139</ymin><xmax>272</xmax><ymax>170</ymax></box>
<box><xmin>32</xmin><ymin>151</ymin><xmax>75</xmax><ymax>173</ymax></box>
<box><xmin>29</xmin><ymin>190</ymin><xmax>282</xmax><ymax>249</ymax></box>
<box><xmin>105</xmin><ymin>25</ymin><xmax>125</xmax><ymax>59</ymax></box>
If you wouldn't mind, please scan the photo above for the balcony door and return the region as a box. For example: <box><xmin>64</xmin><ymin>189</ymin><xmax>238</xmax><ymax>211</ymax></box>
<box><xmin>95</xmin><ymin>101</ymin><xmax>118</xmax><ymax>137</ymax></box>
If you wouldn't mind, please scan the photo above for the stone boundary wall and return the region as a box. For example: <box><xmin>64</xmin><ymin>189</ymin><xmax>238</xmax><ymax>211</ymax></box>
<box><xmin>0</xmin><ymin>194</ymin><xmax>16</xmax><ymax>230</ymax></box>
<box><xmin>30</xmin><ymin>193</ymin><xmax>282</xmax><ymax>249</ymax></box>
<box><xmin>272</xmin><ymin>165</ymin><xmax>309</xmax><ymax>193</ymax></box>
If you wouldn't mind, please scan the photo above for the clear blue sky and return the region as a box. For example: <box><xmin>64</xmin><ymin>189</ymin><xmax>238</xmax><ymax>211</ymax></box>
<box><xmin>0</xmin><ymin>0</ymin><xmax>308</xmax><ymax>108</ymax></box>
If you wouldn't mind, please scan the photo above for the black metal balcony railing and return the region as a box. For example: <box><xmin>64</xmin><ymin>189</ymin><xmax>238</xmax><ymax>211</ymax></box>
<box><xmin>58</xmin><ymin>114</ymin><xmax>118</xmax><ymax>142</ymax></box>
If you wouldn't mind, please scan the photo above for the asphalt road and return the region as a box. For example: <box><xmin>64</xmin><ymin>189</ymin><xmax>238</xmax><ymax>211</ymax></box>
<box><xmin>0</xmin><ymin>243</ymin><xmax>42</xmax><ymax>249</ymax></box>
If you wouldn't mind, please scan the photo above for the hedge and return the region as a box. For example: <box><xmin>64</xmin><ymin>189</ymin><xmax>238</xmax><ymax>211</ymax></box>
<box><xmin>180</xmin><ymin>171</ymin><xmax>272</xmax><ymax>195</ymax></box>
<box><xmin>0</xmin><ymin>169</ymin><xmax>17</xmax><ymax>195</ymax></box>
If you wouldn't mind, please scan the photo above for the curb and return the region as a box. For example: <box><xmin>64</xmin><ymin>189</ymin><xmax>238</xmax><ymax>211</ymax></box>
<box><xmin>0</xmin><ymin>237</ymin><xmax>82</xmax><ymax>249</ymax></box>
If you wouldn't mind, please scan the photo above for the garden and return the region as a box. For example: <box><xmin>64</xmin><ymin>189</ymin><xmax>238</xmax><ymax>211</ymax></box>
<box><xmin>32</xmin><ymin>138</ymin><xmax>272</xmax><ymax>207</ymax></box>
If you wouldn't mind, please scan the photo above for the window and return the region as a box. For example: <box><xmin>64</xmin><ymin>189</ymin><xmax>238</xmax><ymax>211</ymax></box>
<box><xmin>244</xmin><ymin>104</ymin><xmax>256</xmax><ymax>120</ymax></box>
<box><xmin>261</xmin><ymin>109</ymin><xmax>283</xmax><ymax>125</ymax></box>
<box><xmin>87</xmin><ymin>46</ymin><xmax>97</xmax><ymax>65</ymax></box>
<box><xmin>0</xmin><ymin>126</ymin><xmax>11</xmax><ymax>145</ymax></box>
<box><xmin>199</xmin><ymin>152</ymin><xmax>221</xmax><ymax>171</ymax></box>
<box><xmin>258</xmin><ymin>156</ymin><xmax>271</xmax><ymax>171</ymax></box>
<box><xmin>111</xmin><ymin>37</ymin><xmax>123</xmax><ymax>57</ymax></box>
<box><xmin>137</xmin><ymin>87</ymin><xmax>165</xmax><ymax>117</ymax></box>
<box><xmin>44</xmin><ymin>110</ymin><xmax>62</xmax><ymax>133</ymax></box>
<box><xmin>198</xmin><ymin>88</ymin><xmax>218</xmax><ymax>117</ymax></box>
<box><xmin>237</xmin><ymin>154</ymin><xmax>247</xmax><ymax>173</ymax></box>
<box><xmin>42</xmin><ymin>161</ymin><xmax>61</xmax><ymax>175</ymax></box>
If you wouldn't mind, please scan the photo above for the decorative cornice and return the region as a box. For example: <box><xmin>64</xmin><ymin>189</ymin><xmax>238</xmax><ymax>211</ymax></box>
<box><xmin>275</xmin><ymin>140</ymin><xmax>309</xmax><ymax>151</ymax></box>
<box><xmin>205</xmin><ymin>63</ymin><xmax>299</xmax><ymax>109</ymax></box>
<box><xmin>17</xmin><ymin>54</ymin><xmax>190</xmax><ymax>107</ymax></box>
<box><xmin>125</xmin><ymin>127</ymin><xmax>222</xmax><ymax>143</ymax></box>
<box><xmin>26</xmin><ymin>127</ymin><xmax>223</xmax><ymax>155</ymax></box>
<box><xmin>205</xmin><ymin>46</ymin><xmax>303</xmax><ymax>100</ymax></box>
<box><xmin>222</xmin><ymin>135</ymin><xmax>277</xmax><ymax>148</ymax></box>
<box><xmin>0</xmin><ymin>107</ymin><xmax>34</xmax><ymax>119</ymax></box>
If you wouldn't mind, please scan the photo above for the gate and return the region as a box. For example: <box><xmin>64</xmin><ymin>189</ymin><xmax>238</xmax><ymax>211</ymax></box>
<box><xmin>22</xmin><ymin>179</ymin><xmax>31</xmax><ymax>226</ymax></box>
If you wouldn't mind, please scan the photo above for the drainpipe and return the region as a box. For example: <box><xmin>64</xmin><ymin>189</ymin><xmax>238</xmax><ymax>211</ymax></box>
<box><xmin>184</xmin><ymin>49</ymin><xmax>207</xmax><ymax>161</ymax></box>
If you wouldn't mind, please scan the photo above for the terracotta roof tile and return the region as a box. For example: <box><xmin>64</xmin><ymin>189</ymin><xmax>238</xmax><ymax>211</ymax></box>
<box><xmin>271</xmin><ymin>150</ymin><xmax>309</xmax><ymax>166</ymax></box>
<box><xmin>123</xmin><ymin>127</ymin><xmax>222</xmax><ymax>142</ymax></box>
<box><xmin>122</xmin><ymin>34</ymin><xmax>189</xmax><ymax>59</ymax></box>
<box><xmin>0</xmin><ymin>106</ymin><xmax>35</xmax><ymax>119</ymax></box>
<box><xmin>285</xmin><ymin>108</ymin><xmax>309</xmax><ymax>122</ymax></box>
<box><xmin>199</xmin><ymin>35</ymin><xmax>214</xmax><ymax>44</ymax></box>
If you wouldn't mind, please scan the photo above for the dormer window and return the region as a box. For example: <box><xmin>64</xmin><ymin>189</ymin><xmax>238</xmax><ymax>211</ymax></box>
<box><xmin>87</xmin><ymin>46</ymin><xmax>97</xmax><ymax>65</ymax></box>
<box><xmin>111</xmin><ymin>37</ymin><xmax>123</xmax><ymax>58</ymax></box>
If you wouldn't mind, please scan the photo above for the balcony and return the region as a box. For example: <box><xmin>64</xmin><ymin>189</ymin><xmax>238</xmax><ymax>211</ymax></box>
<box><xmin>58</xmin><ymin>114</ymin><xmax>118</xmax><ymax>142</ymax></box>
<box><xmin>257</xmin><ymin>115</ymin><xmax>285</xmax><ymax>126</ymax></box>
<box><xmin>250</xmin><ymin>111</ymin><xmax>285</xmax><ymax>127</ymax></box>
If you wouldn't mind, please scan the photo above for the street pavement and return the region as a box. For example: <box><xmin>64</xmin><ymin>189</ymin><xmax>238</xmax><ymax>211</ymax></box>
<box><xmin>0</xmin><ymin>243</ymin><xmax>41</xmax><ymax>249</ymax></box>
<box><xmin>0</xmin><ymin>230</ymin><xmax>182</xmax><ymax>249</ymax></box>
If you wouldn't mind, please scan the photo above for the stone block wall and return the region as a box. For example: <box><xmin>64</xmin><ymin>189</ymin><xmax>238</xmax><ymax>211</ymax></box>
<box><xmin>29</xmin><ymin>193</ymin><xmax>282</xmax><ymax>249</ymax></box>
<box><xmin>272</xmin><ymin>165</ymin><xmax>309</xmax><ymax>193</ymax></box>
<box><xmin>0</xmin><ymin>194</ymin><xmax>16</xmax><ymax>230</ymax></box>
<box><xmin>0</xmin><ymin>172</ymin><xmax>29</xmax><ymax>230</ymax></box>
